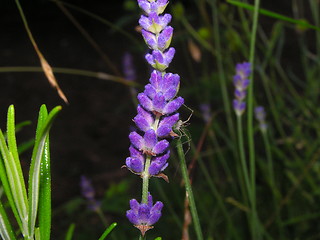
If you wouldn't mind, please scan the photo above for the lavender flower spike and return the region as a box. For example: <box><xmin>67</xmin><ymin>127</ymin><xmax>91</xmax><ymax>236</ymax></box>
<box><xmin>126</xmin><ymin>0</ymin><xmax>184</xmax><ymax>234</ymax></box>
<box><xmin>126</xmin><ymin>193</ymin><xmax>163</xmax><ymax>236</ymax></box>
<box><xmin>255</xmin><ymin>106</ymin><xmax>267</xmax><ymax>132</ymax></box>
<box><xmin>233</xmin><ymin>62</ymin><xmax>251</xmax><ymax>116</ymax></box>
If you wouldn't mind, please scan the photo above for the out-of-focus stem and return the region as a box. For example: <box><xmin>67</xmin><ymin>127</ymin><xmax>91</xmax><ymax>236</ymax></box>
<box><xmin>176</xmin><ymin>138</ymin><xmax>203</xmax><ymax>240</ymax></box>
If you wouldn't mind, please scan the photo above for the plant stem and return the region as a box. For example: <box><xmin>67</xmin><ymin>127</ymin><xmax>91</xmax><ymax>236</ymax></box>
<box><xmin>176</xmin><ymin>139</ymin><xmax>203</xmax><ymax>240</ymax></box>
<box><xmin>247</xmin><ymin>0</ymin><xmax>261</xmax><ymax>238</ymax></box>
<box><xmin>236</xmin><ymin>116</ymin><xmax>251</xmax><ymax>206</ymax></box>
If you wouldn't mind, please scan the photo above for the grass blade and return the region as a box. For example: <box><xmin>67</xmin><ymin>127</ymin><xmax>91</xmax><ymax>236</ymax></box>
<box><xmin>98</xmin><ymin>222</ymin><xmax>117</xmax><ymax>240</ymax></box>
<box><xmin>227</xmin><ymin>0</ymin><xmax>320</xmax><ymax>32</ymax></box>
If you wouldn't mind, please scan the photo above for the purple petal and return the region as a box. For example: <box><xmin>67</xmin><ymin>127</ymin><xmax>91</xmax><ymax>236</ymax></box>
<box><xmin>139</xmin><ymin>15</ymin><xmax>151</xmax><ymax>31</ymax></box>
<box><xmin>129</xmin><ymin>131</ymin><xmax>144</xmax><ymax>150</ymax></box>
<box><xmin>145</xmin><ymin>53</ymin><xmax>155</xmax><ymax>66</ymax></box>
<box><xmin>138</xmin><ymin>93</ymin><xmax>153</xmax><ymax>112</ymax></box>
<box><xmin>148</xmin><ymin>201</ymin><xmax>163</xmax><ymax>225</ymax></box>
<box><xmin>126</xmin><ymin>156</ymin><xmax>144</xmax><ymax>173</ymax></box>
<box><xmin>152</xmin><ymin>50</ymin><xmax>164</xmax><ymax>64</ymax></box>
<box><xmin>163</xmin><ymin>88</ymin><xmax>178</xmax><ymax>101</ymax></box>
<box><xmin>144</xmin><ymin>129</ymin><xmax>157</xmax><ymax>150</ymax></box>
<box><xmin>149</xmin><ymin>70</ymin><xmax>162</xmax><ymax>88</ymax></box>
<box><xmin>153</xmin><ymin>93</ymin><xmax>166</xmax><ymax>113</ymax></box>
<box><xmin>138</xmin><ymin>204</ymin><xmax>151</xmax><ymax>224</ymax></box>
<box><xmin>142</xmin><ymin>29</ymin><xmax>157</xmax><ymax>49</ymax></box>
<box><xmin>157</xmin><ymin>26</ymin><xmax>173</xmax><ymax>51</ymax></box>
<box><xmin>153</xmin><ymin>139</ymin><xmax>169</xmax><ymax>154</ymax></box>
<box><xmin>134</xmin><ymin>113</ymin><xmax>153</xmax><ymax>132</ymax></box>
<box><xmin>129</xmin><ymin>145</ymin><xmax>141</xmax><ymax>157</ymax></box>
<box><xmin>144</xmin><ymin>84</ymin><xmax>156</xmax><ymax>99</ymax></box>
<box><xmin>164</xmin><ymin>47</ymin><xmax>175</xmax><ymax>65</ymax></box>
<box><xmin>160</xmin><ymin>113</ymin><xmax>179</xmax><ymax>127</ymax></box>
<box><xmin>149</xmin><ymin>151</ymin><xmax>170</xmax><ymax>175</ymax></box>
<box><xmin>147</xmin><ymin>193</ymin><xmax>153</xmax><ymax>208</ymax></box>
<box><xmin>156</xmin><ymin>125</ymin><xmax>171</xmax><ymax>137</ymax></box>
<box><xmin>163</xmin><ymin>97</ymin><xmax>184</xmax><ymax>114</ymax></box>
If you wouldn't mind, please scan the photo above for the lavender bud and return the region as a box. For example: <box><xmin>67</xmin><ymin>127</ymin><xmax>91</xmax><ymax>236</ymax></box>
<box><xmin>145</xmin><ymin>48</ymin><xmax>175</xmax><ymax>71</ymax></box>
<box><xmin>255</xmin><ymin>106</ymin><xmax>267</xmax><ymax>132</ymax></box>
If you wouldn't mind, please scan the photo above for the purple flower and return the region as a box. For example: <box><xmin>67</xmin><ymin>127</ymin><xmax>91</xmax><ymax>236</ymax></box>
<box><xmin>126</xmin><ymin>193</ymin><xmax>163</xmax><ymax>236</ymax></box>
<box><xmin>255</xmin><ymin>106</ymin><xmax>267</xmax><ymax>132</ymax></box>
<box><xmin>233</xmin><ymin>62</ymin><xmax>251</xmax><ymax>116</ymax></box>
<box><xmin>129</xmin><ymin>130</ymin><xmax>169</xmax><ymax>156</ymax></box>
<box><xmin>139</xmin><ymin>12</ymin><xmax>172</xmax><ymax>34</ymax></box>
<box><xmin>125</xmin><ymin>0</ymin><xmax>185</xmax><ymax>234</ymax></box>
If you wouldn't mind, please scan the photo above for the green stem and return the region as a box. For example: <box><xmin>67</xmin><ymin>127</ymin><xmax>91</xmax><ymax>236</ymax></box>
<box><xmin>142</xmin><ymin>156</ymin><xmax>151</xmax><ymax>204</ymax></box>
<box><xmin>176</xmin><ymin>139</ymin><xmax>203</xmax><ymax>240</ymax></box>
<box><xmin>210</xmin><ymin>0</ymin><xmax>236</xmax><ymax>149</ymax></box>
<box><xmin>236</xmin><ymin>116</ymin><xmax>251</xmax><ymax>205</ymax></box>
<box><xmin>247</xmin><ymin>0</ymin><xmax>261</xmax><ymax>238</ymax></box>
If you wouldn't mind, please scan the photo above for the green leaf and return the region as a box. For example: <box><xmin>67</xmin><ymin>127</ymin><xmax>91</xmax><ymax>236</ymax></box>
<box><xmin>65</xmin><ymin>223</ymin><xmax>75</xmax><ymax>240</ymax></box>
<box><xmin>0</xmin><ymin>141</ymin><xmax>23</xmax><ymax>234</ymax></box>
<box><xmin>0</xmin><ymin>201</ymin><xmax>17</xmax><ymax>240</ymax></box>
<box><xmin>0</xmin><ymin>105</ymin><xmax>29</xmax><ymax>236</ymax></box>
<box><xmin>98</xmin><ymin>223</ymin><xmax>117</xmax><ymax>240</ymax></box>
<box><xmin>38</xmin><ymin>137</ymin><xmax>51</xmax><ymax>240</ymax></box>
<box><xmin>227</xmin><ymin>0</ymin><xmax>320</xmax><ymax>32</ymax></box>
<box><xmin>154</xmin><ymin>238</ymin><xmax>162</xmax><ymax>240</ymax></box>
<box><xmin>28</xmin><ymin>105</ymin><xmax>62</xmax><ymax>238</ymax></box>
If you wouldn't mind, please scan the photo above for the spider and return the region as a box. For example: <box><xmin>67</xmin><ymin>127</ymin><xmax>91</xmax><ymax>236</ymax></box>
<box><xmin>172</xmin><ymin>104</ymin><xmax>193</xmax><ymax>154</ymax></box>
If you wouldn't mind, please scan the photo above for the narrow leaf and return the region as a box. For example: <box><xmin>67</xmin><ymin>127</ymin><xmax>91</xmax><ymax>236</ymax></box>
<box><xmin>28</xmin><ymin>105</ymin><xmax>62</xmax><ymax>238</ymax></box>
<box><xmin>0</xmin><ymin>142</ymin><xmax>23</xmax><ymax>234</ymax></box>
<box><xmin>227</xmin><ymin>0</ymin><xmax>320</xmax><ymax>32</ymax></box>
<box><xmin>6</xmin><ymin>106</ymin><xmax>29</xmax><ymax>214</ymax></box>
<box><xmin>98</xmin><ymin>223</ymin><xmax>117</xmax><ymax>240</ymax></box>
<box><xmin>0</xmin><ymin>201</ymin><xmax>17</xmax><ymax>240</ymax></box>
<box><xmin>38</xmin><ymin>137</ymin><xmax>51</xmax><ymax>240</ymax></box>
<box><xmin>0</xmin><ymin>122</ymin><xmax>29</xmax><ymax>236</ymax></box>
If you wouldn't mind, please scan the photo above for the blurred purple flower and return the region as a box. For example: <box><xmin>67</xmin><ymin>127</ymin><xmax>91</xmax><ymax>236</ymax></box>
<box><xmin>255</xmin><ymin>106</ymin><xmax>267</xmax><ymax>132</ymax></box>
<box><xmin>80</xmin><ymin>176</ymin><xmax>101</xmax><ymax>212</ymax></box>
<box><xmin>122</xmin><ymin>52</ymin><xmax>136</xmax><ymax>82</ymax></box>
<box><xmin>233</xmin><ymin>62</ymin><xmax>251</xmax><ymax>116</ymax></box>
<box><xmin>199</xmin><ymin>103</ymin><xmax>211</xmax><ymax>123</ymax></box>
